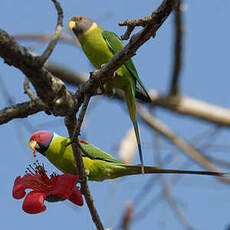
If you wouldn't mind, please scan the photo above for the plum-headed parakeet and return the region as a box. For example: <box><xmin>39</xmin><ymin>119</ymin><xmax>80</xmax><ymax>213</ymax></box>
<box><xmin>68</xmin><ymin>15</ymin><xmax>151</xmax><ymax>173</ymax></box>
<box><xmin>29</xmin><ymin>131</ymin><xmax>226</xmax><ymax>181</ymax></box>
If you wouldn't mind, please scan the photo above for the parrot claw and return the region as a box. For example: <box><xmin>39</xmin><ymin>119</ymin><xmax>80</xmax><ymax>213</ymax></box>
<box><xmin>78</xmin><ymin>174</ymin><xmax>88</xmax><ymax>184</ymax></box>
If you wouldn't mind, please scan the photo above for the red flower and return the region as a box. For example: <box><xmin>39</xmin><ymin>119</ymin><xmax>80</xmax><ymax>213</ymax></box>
<box><xmin>13</xmin><ymin>162</ymin><xmax>83</xmax><ymax>214</ymax></box>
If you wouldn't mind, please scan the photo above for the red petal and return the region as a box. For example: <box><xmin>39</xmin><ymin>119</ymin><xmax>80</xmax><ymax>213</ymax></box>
<box><xmin>68</xmin><ymin>186</ymin><xmax>83</xmax><ymax>206</ymax></box>
<box><xmin>12</xmin><ymin>176</ymin><xmax>26</xmax><ymax>199</ymax></box>
<box><xmin>22</xmin><ymin>191</ymin><xmax>46</xmax><ymax>214</ymax></box>
<box><xmin>49</xmin><ymin>174</ymin><xmax>78</xmax><ymax>199</ymax></box>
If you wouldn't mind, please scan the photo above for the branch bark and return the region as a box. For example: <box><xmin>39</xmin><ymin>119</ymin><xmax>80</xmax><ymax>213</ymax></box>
<box><xmin>0</xmin><ymin>100</ymin><xmax>48</xmax><ymax>125</ymax></box>
<box><xmin>169</xmin><ymin>0</ymin><xmax>183</xmax><ymax>95</ymax></box>
<box><xmin>149</xmin><ymin>90</ymin><xmax>230</xmax><ymax>126</ymax></box>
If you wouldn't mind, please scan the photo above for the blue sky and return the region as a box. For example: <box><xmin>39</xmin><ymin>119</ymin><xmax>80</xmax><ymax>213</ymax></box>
<box><xmin>1</xmin><ymin>0</ymin><xmax>230</xmax><ymax>229</ymax></box>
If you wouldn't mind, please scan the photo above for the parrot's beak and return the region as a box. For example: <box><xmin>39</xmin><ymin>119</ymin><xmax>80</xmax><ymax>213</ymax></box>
<box><xmin>29</xmin><ymin>140</ymin><xmax>37</xmax><ymax>151</ymax></box>
<box><xmin>68</xmin><ymin>20</ymin><xmax>76</xmax><ymax>30</ymax></box>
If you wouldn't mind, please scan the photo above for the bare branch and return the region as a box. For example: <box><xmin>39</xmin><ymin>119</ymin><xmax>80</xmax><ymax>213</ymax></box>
<box><xmin>137</xmin><ymin>104</ymin><xmax>230</xmax><ymax>184</ymax></box>
<box><xmin>119</xmin><ymin>0</ymin><xmax>179</xmax><ymax>40</ymax></box>
<box><xmin>72</xmin><ymin>95</ymin><xmax>91</xmax><ymax>140</ymax></box>
<box><xmin>39</xmin><ymin>0</ymin><xmax>63</xmax><ymax>65</ymax></box>
<box><xmin>14</xmin><ymin>33</ymin><xmax>79</xmax><ymax>46</ymax></box>
<box><xmin>65</xmin><ymin>115</ymin><xmax>104</xmax><ymax>230</ymax></box>
<box><xmin>121</xmin><ymin>202</ymin><xmax>133</xmax><ymax>230</ymax></box>
<box><xmin>23</xmin><ymin>77</ymin><xmax>37</xmax><ymax>100</ymax></box>
<box><xmin>0</xmin><ymin>29</ymin><xmax>75</xmax><ymax>116</ymax></box>
<box><xmin>0</xmin><ymin>100</ymin><xmax>48</xmax><ymax>125</ymax></box>
<box><xmin>154</xmin><ymin>132</ymin><xmax>194</xmax><ymax>230</ymax></box>
<box><xmin>45</xmin><ymin>63</ymin><xmax>88</xmax><ymax>86</ymax></box>
<box><xmin>149</xmin><ymin>90</ymin><xmax>230</xmax><ymax>126</ymax></box>
<box><xmin>169</xmin><ymin>0</ymin><xmax>183</xmax><ymax>95</ymax></box>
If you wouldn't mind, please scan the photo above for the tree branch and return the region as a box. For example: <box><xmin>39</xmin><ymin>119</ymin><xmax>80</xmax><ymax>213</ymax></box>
<box><xmin>169</xmin><ymin>0</ymin><xmax>183</xmax><ymax>95</ymax></box>
<box><xmin>154</xmin><ymin>132</ymin><xmax>194</xmax><ymax>230</ymax></box>
<box><xmin>23</xmin><ymin>77</ymin><xmax>37</xmax><ymax>100</ymax></box>
<box><xmin>149</xmin><ymin>90</ymin><xmax>230</xmax><ymax>126</ymax></box>
<box><xmin>45</xmin><ymin>63</ymin><xmax>88</xmax><ymax>86</ymax></box>
<box><xmin>14</xmin><ymin>32</ymin><xmax>78</xmax><ymax>46</ymax></box>
<box><xmin>65</xmin><ymin>115</ymin><xmax>104</xmax><ymax>230</ymax></box>
<box><xmin>39</xmin><ymin>0</ymin><xmax>63</xmax><ymax>65</ymax></box>
<box><xmin>119</xmin><ymin>0</ymin><xmax>179</xmax><ymax>40</ymax></box>
<box><xmin>137</xmin><ymin>104</ymin><xmax>230</xmax><ymax>184</ymax></box>
<box><xmin>0</xmin><ymin>29</ymin><xmax>75</xmax><ymax>116</ymax></box>
<box><xmin>0</xmin><ymin>100</ymin><xmax>48</xmax><ymax>125</ymax></box>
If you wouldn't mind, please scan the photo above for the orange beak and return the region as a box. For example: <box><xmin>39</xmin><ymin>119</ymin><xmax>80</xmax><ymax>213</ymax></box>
<box><xmin>68</xmin><ymin>20</ymin><xmax>76</xmax><ymax>31</ymax></box>
<box><xmin>29</xmin><ymin>140</ymin><xmax>37</xmax><ymax>151</ymax></box>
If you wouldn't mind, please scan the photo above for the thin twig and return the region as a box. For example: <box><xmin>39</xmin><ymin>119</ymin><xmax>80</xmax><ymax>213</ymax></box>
<box><xmin>23</xmin><ymin>77</ymin><xmax>37</xmax><ymax>100</ymax></box>
<box><xmin>137</xmin><ymin>103</ymin><xmax>230</xmax><ymax>184</ymax></box>
<box><xmin>39</xmin><ymin>0</ymin><xmax>63</xmax><ymax>65</ymax></box>
<box><xmin>169</xmin><ymin>0</ymin><xmax>183</xmax><ymax>95</ymax></box>
<box><xmin>131</xmin><ymin>127</ymin><xmax>225</xmax><ymax>224</ymax></box>
<box><xmin>65</xmin><ymin>93</ymin><xmax>102</xmax><ymax>230</ymax></box>
<box><xmin>148</xmin><ymin>90</ymin><xmax>230</xmax><ymax>127</ymax></box>
<box><xmin>72</xmin><ymin>95</ymin><xmax>91</xmax><ymax>140</ymax></box>
<box><xmin>154</xmin><ymin>131</ymin><xmax>194</xmax><ymax>230</ymax></box>
<box><xmin>65</xmin><ymin>115</ymin><xmax>104</xmax><ymax>230</ymax></box>
<box><xmin>14</xmin><ymin>32</ymin><xmax>79</xmax><ymax>46</ymax></box>
<box><xmin>45</xmin><ymin>62</ymin><xmax>88</xmax><ymax>86</ymax></box>
<box><xmin>0</xmin><ymin>100</ymin><xmax>48</xmax><ymax>124</ymax></box>
<box><xmin>0</xmin><ymin>29</ymin><xmax>75</xmax><ymax>116</ymax></box>
<box><xmin>119</xmin><ymin>0</ymin><xmax>179</xmax><ymax>40</ymax></box>
<box><xmin>121</xmin><ymin>203</ymin><xmax>133</xmax><ymax>230</ymax></box>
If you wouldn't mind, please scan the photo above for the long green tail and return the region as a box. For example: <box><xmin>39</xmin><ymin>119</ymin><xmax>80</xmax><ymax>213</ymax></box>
<box><xmin>125</xmin><ymin>87</ymin><xmax>145</xmax><ymax>174</ymax></box>
<box><xmin>133</xmin><ymin>121</ymin><xmax>144</xmax><ymax>174</ymax></box>
<box><xmin>110</xmin><ymin>164</ymin><xmax>227</xmax><ymax>180</ymax></box>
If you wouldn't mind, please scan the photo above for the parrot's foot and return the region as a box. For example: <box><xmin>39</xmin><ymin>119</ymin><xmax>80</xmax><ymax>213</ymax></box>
<box><xmin>78</xmin><ymin>174</ymin><xmax>88</xmax><ymax>184</ymax></box>
<box><xmin>88</xmin><ymin>70</ymin><xmax>106</xmax><ymax>96</ymax></box>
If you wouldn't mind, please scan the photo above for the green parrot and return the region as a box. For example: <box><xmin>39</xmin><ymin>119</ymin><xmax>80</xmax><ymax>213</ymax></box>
<box><xmin>29</xmin><ymin>131</ymin><xmax>226</xmax><ymax>181</ymax></box>
<box><xmin>68</xmin><ymin>15</ymin><xmax>152</xmax><ymax>173</ymax></box>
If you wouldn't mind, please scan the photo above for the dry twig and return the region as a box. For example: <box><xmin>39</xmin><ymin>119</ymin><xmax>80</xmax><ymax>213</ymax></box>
<box><xmin>137</xmin><ymin>104</ymin><xmax>230</xmax><ymax>184</ymax></box>
<box><xmin>169</xmin><ymin>0</ymin><xmax>183</xmax><ymax>95</ymax></box>
<box><xmin>23</xmin><ymin>77</ymin><xmax>37</xmax><ymax>100</ymax></box>
<box><xmin>0</xmin><ymin>100</ymin><xmax>48</xmax><ymax>124</ymax></box>
<box><xmin>119</xmin><ymin>0</ymin><xmax>179</xmax><ymax>40</ymax></box>
<box><xmin>14</xmin><ymin>33</ymin><xmax>78</xmax><ymax>46</ymax></box>
<box><xmin>65</xmin><ymin>112</ymin><xmax>104</xmax><ymax>230</ymax></box>
<box><xmin>154</xmin><ymin>131</ymin><xmax>194</xmax><ymax>230</ymax></box>
<box><xmin>39</xmin><ymin>0</ymin><xmax>63</xmax><ymax>65</ymax></box>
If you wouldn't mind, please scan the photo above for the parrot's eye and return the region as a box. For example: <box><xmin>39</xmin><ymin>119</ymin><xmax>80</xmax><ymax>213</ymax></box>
<box><xmin>37</xmin><ymin>135</ymin><xmax>41</xmax><ymax>138</ymax></box>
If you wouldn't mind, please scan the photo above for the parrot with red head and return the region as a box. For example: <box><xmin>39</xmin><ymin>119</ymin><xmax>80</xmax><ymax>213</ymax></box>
<box><xmin>29</xmin><ymin>130</ymin><xmax>227</xmax><ymax>181</ymax></box>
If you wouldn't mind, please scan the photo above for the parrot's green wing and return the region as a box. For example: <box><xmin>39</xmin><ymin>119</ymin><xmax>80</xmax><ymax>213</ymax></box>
<box><xmin>79</xmin><ymin>140</ymin><xmax>122</xmax><ymax>164</ymax></box>
<box><xmin>102</xmin><ymin>31</ymin><xmax>151</xmax><ymax>102</ymax></box>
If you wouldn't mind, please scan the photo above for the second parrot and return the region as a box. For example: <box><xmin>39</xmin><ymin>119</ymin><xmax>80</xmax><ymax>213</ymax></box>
<box><xmin>68</xmin><ymin>15</ymin><xmax>151</xmax><ymax>172</ymax></box>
